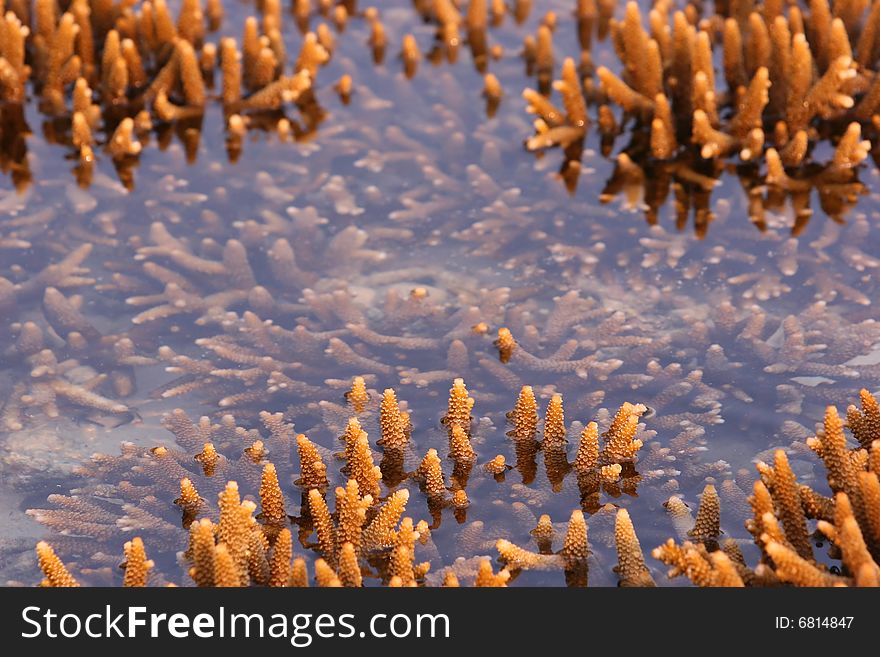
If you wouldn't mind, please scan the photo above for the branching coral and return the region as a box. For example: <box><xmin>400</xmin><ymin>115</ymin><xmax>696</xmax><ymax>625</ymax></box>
<box><xmin>525</xmin><ymin>0</ymin><xmax>879</xmax><ymax>220</ymax></box>
<box><xmin>36</xmin><ymin>541</ymin><xmax>80</xmax><ymax>587</ymax></box>
<box><xmin>0</xmin><ymin>0</ymin><xmax>328</xmax><ymax>191</ymax></box>
<box><xmin>21</xmin><ymin>382</ymin><xmax>880</xmax><ymax>587</ymax></box>
<box><xmin>3</xmin><ymin>0</ymin><xmax>880</xmax><ymax>594</ymax></box>
<box><xmin>655</xmin><ymin>399</ymin><xmax>880</xmax><ymax>587</ymax></box>
<box><xmin>613</xmin><ymin>509</ymin><xmax>655</xmax><ymax>587</ymax></box>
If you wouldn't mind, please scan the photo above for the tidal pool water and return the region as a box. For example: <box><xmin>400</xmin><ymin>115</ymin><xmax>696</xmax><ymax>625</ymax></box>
<box><xmin>1</xmin><ymin>0</ymin><xmax>878</xmax><ymax>586</ymax></box>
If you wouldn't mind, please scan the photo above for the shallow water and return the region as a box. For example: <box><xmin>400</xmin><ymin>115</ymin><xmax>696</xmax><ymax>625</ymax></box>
<box><xmin>1</xmin><ymin>0</ymin><xmax>878</xmax><ymax>586</ymax></box>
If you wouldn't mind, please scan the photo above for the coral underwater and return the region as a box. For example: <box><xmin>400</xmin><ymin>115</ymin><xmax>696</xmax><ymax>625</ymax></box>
<box><xmin>24</xmin><ymin>389</ymin><xmax>880</xmax><ymax>586</ymax></box>
<box><xmin>1</xmin><ymin>0</ymin><xmax>879</xmax><ymax>586</ymax></box>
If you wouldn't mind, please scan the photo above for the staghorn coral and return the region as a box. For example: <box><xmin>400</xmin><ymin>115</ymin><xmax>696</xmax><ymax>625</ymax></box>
<box><xmin>308</xmin><ymin>488</ymin><xmax>336</xmax><ymax>566</ymax></box>
<box><xmin>484</xmin><ymin>454</ymin><xmax>509</xmax><ymax>477</ymax></box>
<box><xmin>614</xmin><ymin>509</ymin><xmax>656</xmax><ymax>587</ymax></box>
<box><xmin>599</xmin><ymin>402</ymin><xmax>646</xmax><ymax>463</ymax></box>
<box><xmin>522</xmin><ymin>0</ymin><xmax>880</xmax><ymax>223</ymax></box>
<box><xmin>188</xmin><ymin>518</ymin><xmax>217</xmax><ymax>587</ymax></box>
<box><xmin>756</xmin><ymin>451</ymin><xmax>812</xmax><ymax>559</ymax></box>
<box><xmin>334</xmin><ymin>479</ymin><xmax>371</xmax><ymax>557</ymax></box>
<box><xmin>415</xmin><ymin>448</ymin><xmax>447</xmax><ymax>502</ymax></box>
<box><xmin>259</xmin><ymin>462</ymin><xmax>287</xmax><ymax>528</ymax></box>
<box><xmin>378</xmin><ymin>388</ymin><xmax>408</xmax><ymax>451</ymax></box>
<box><xmin>18</xmin><ymin>356</ymin><xmax>728</xmax><ymax>582</ymax></box>
<box><xmin>2</xmin><ymin>0</ymin><xmax>324</xmax><ymax>190</ymax></box>
<box><xmin>494</xmin><ymin>327</ymin><xmax>517</xmax><ymax>363</ymax></box>
<box><xmin>346</xmin><ymin>376</ymin><xmax>369</xmax><ymax>415</ymax></box>
<box><xmin>2</xmin><ymin>0</ymin><xmax>880</xmax><ymax>594</ymax></box>
<box><xmin>27</xmin><ymin>136</ymin><xmax>868</xmax><ymax>492</ymax></box>
<box><xmin>847</xmin><ymin>389</ymin><xmax>880</xmax><ymax>449</ymax></box>
<box><xmin>817</xmin><ymin>492</ymin><xmax>880</xmax><ymax>582</ymax></box>
<box><xmin>507</xmin><ymin>385</ymin><xmax>538</xmax><ymax>442</ymax></box>
<box><xmin>759</xmin><ymin>540</ymin><xmax>845</xmax><ymax>587</ymax></box>
<box><xmin>296</xmin><ymin>433</ymin><xmax>329</xmax><ymax>492</ymax></box>
<box><xmin>541</xmin><ymin>393</ymin><xmax>566</xmax><ymax>449</ymax></box>
<box><xmin>656</xmin><ymin>398</ymin><xmax>880</xmax><ymax>587</ymax></box>
<box><xmin>443</xmin><ymin>377</ymin><xmax>474</xmax><ymax>438</ymax></box>
<box><xmin>449</xmin><ymin>424</ymin><xmax>476</xmax><ymax>465</ymax></box>
<box><xmin>687</xmin><ymin>483</ymin><xmax>721</xmax><ymax>546</ymax></box>
<box><xmin>653</xmin><ymin>538</ymin><xmax>746</xmax><ymax>587</ymax></box>
<box><xmin>268</xmin><ymin>527</ymin><xmax>293</xmax><ymax>587</ymax></box>
<box><xmin>13</xmin><ymin>377</ymin><xmax>652</xmax><ymax>586</ymax></box>
<box><xmin>175</xmin><ymin>477</ymin><xmax>204</xmax><ymax>526</ymax></box>
<box><xmin>473</xmin><ymin>558</ymin><xmax>510</xmax><ymax>587</ymax></box>
<box><xmin>216</xmin><ymin>481</ymin><xmax>255</xmax><ymax>586</ymax></box>
<box><xmin>313</xmin><ymin>558</ymin><xmax>341</xmax><ymax>587</ymax></box>
<box><xmin>362</xmin><ymin>489</ymin><xmax>410</xmax><ymax>551</ymax></box>
<box><xmin>495</xmin><ymin>539</ymin><xmax>562</xmax><ymax>571</ymax></box>
<box><xmin>494</xmin><ymin>507</ymin><xmax>592</xmax><ymax>579</ymax></box>
<box><xmin>573</xmin><ymin>422</ymin><xmax>599</xmax><ymax>472</ymax></box>
<box><xmin>36</xmin><ymin>541</ymin><xmax>80</xmax><ymax>587</ymax></box>
<box><xmin>122</xmin><ymin>537</ymin><xmax>154</xmax><ymax>587</ymax></box>
<box><xmin>0</xmin><ymin>264</ymin><xmax>146</xmax><ymax>434</ymax></box>
<box><xmin>21</xmin><ymin>386</ymin><xmax>880</xmax><ymax>587</ymax></box>
<box><xmin>337</xmin><ymin>541</ymin><xmax>362</xmax><ymax>588</ymax></box>
<box><xmin>347</xmin><ymin>430</ymin><xmax>381</xmax><ymax>501</ymax></box>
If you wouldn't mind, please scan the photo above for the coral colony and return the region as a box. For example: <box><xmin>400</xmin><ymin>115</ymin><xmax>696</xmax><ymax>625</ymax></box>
<box><xmin>0</xmin><ymin>0</ymin><xmax>879</xmax><ymax>587</ymax></box>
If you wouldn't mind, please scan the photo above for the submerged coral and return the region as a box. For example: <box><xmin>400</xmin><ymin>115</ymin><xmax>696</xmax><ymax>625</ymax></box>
<box><xmin>27</xmin><ymin>386</ymin><xmax>880</xmax><ymax>586</ymax></box>
<box><xmin>0</xmin><ymin>0</ymin><xmax>877</xmax><ymax>236</ymax></box>
<box><xmin>25</xmin><ymin>383</ymin><xmax>658</xmax><ymax>586</ymax></box>
<box><xmin>2</xmin><ymin>0</ymin><xmax>880</xmax><ymax>589</ymax></box>
<box><xmin>524</xmin><ymin>0</ymin><xmax>880</xmax><ymax>229</ymax></box>
<box><xmin>654</xmin><ymin>395</ymin><xmax>880</xmax><ymax>587</ymax></box>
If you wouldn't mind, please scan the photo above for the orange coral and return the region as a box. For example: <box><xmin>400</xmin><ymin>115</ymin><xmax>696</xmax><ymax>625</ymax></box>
<box><xmin>36</xmin><ymin>541</ymin><xmax>79</xmax><ymax>587</ymax></box>
<box><xmin>508</xmin><ymin>385</ymin><xmax>538</xmax><ymax>441</ymax></box>
<box><xmin>122</xmin><ymin>537</ymin><xmax>154</xmax><ymax>587</ymax></box>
